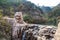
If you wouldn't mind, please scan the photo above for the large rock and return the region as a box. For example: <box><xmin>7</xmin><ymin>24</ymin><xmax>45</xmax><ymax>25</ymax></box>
<box><xmin>54</xmin><ymin>22</ymin><xmax>60</xmax><ymax>40</ymax></box>
<box><xmin>13</xmin><ymin>24</ymin><xmax>56</xmax><ymax>40</ymax></box>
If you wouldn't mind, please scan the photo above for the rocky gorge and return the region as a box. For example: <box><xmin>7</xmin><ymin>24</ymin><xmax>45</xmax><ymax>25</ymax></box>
<box><xmin>12</xmin><ymin>24</ymin><xmax>56</xmax><ymax>40</ymax></box>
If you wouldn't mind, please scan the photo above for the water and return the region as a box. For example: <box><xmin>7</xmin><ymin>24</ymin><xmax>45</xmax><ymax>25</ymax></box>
<box><xmin>22</xmin><ymin>32</ymin><xmax>26</xmax><ymax>40</ymax></box>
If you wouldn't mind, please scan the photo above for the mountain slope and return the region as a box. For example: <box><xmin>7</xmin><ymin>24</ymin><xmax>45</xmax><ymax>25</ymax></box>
<box><xmin>40</xmin><ymin>6</ymin><xmax>52</xmax><ymax>13</ymax></box>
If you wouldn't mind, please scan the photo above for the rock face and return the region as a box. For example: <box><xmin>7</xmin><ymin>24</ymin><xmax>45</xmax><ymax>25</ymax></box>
<box><xmin>12</xmin><ymin>24</ymin><xmax>56</xmax><ymax>40</ymax></box>
<box><xmin>54</xmin><ymin>22</ymin><xmax>60</xmax><ymax>40</ymax></box>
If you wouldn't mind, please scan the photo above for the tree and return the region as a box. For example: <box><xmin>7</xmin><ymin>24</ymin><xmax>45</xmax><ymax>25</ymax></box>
<box><xmin>47</xmin><ymin>4</ymin><xmax>60</xmax><ymax>25</ymax></box>
<box><xmin>23</xmin><ymin>14</ymin><xmax>33</xmax><ymax>23</ymax></box>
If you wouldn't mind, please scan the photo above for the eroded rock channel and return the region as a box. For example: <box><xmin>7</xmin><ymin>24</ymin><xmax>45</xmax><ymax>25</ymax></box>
<box><xmin>12</xmin><ymin>24</ymin><xmax>56</xmax><ymax>40</ymax></box>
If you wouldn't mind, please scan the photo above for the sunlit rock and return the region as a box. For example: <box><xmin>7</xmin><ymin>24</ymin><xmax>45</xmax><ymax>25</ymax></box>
<box><xmin>55</xmin><ymin>22</ymin><xmax>60</xmax><ymax>40</ymax></box>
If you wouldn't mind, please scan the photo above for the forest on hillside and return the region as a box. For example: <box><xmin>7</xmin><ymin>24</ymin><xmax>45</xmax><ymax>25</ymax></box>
<box><xmin>0</xmin><ymin>0</ymin><xmax>60</xmax><ymax>40</ymax></box>
<box><xmin>0</xmin><ymin>0</ymin><xmax>60</xmax><ymax>25</ymax></box>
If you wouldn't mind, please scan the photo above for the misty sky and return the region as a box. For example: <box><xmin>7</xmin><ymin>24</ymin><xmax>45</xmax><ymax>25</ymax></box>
<box><xmin>27</xmin><ymin>0</ymin><xmax>60</xmax><ymax>7</ymax></box>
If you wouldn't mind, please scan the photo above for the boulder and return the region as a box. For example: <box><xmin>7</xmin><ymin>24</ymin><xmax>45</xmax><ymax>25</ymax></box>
<box><xmin>12</xmin><ymin>24</ymin><xmax>56</xmax><ymax>40</ymax></box>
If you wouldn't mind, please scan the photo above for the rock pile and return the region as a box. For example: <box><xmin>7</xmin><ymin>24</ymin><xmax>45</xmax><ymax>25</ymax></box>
<box><xmin>12</xmin><ymin>24</ymin><xmax>56</xmax><ymax>40</ymax></box>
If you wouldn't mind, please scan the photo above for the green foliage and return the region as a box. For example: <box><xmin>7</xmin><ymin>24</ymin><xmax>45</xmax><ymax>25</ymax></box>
<box><xmin>50</xmin><ymin>8</ymin><xmax>60</xmax><ymax>17</ymax></box>
<box><xmin>0</xmin><ymin>0</ymin><xmax>27</xmax><ymax>17</ymax></box>
<box><xmin>23</xmin><ymin>14</ymin><xmax>47</xmax><ymax>24</ymax></box>
<box><xmin>17</xmin><ymin>1</ymin><xmax>43</xmax><ymax>13</ymax></box>
<box><xmin>46</xmin><ymin>4</ymin><xmax>60</xmax><ymax>25</ymax></box>
<box><xmin>0</xmin><ymin>18</ymin><xmax>11</xmax><ymax>39</ymax></box>
<box><xmin>0</xmin><ymin>9</ymin><xmax>3</xmax><ymax>19</ymax></box>
<box><xmin>23</xmin><ymin>14</ymin><xmax>33</xmax><ymax>23</ymax></box>
<box><xmin>0</xmin><ymin>13</ymin><xmax>3</xmax><ymax>19</ymax></box>
<box><xmin>47</xmin><ymin>18</ymin><xmax>57</xmax><ymax>25</ymax></box>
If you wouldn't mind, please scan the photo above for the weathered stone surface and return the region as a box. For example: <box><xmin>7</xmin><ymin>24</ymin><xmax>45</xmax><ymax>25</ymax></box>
<box><xmin>12</xmin><ymin>24</ymin><xmax>56</xmax><ymax>40</ymax></box>
<box><xmin>54</xmin><ymin>22</ymin><xmax>60</xmax><ymax>40</ymax></box>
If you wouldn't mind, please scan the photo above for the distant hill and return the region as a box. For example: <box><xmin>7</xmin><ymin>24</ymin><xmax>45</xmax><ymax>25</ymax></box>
<box><xmin>49</xmin><ymin>3</ymin><xmax>60</xmax><ymax>17</ymax></box>
<box><xmin>17</xmin><ymin>1</ymin><xmax>44</xmax><ymax>19</ymax></box>
<box><xmin>47</xmin><ymin>3</ymin><xmax>60</xmax><ymax>25</ymax></box>
<box><xmin>40</xmin><ymin>6</ymin><xmax>52</xmax><ymax>13</ymax></box>
<box><xmin>17</xmin><ymin>1</ymin><xmax>47</xmax><ymax>24</ymax></box>
<box><xmin>7</xmin><ymin>0</ymin><xmax>26</xmax><ymax>3</ymax></box>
